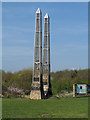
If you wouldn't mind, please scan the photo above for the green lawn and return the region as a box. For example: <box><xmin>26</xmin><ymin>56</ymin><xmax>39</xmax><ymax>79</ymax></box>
<box><xmin>2</xmin><ymin>96</ymin><xmax>88</xmax><ymax>118</ymax></box>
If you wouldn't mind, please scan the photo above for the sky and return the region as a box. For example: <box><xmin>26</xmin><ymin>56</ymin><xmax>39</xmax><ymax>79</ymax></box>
<box><xmin>0</xmin><ymin>2</ymin><xmax>2</xmax><ymax>71</ymax></box>
<box><xmin>1</xmin><ymin>0</ymin><xmax>89</xmax><ymax>2</ymax></box>
<box><xmin>2</xmin><ymin>2</ymin><xmax>88</xmax><ymax>72</ymax></box>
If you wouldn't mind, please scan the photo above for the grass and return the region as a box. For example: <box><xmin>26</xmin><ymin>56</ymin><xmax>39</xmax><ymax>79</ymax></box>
<box><xmin>2</xmin><ymin>96</ymin><xmax>88</xmax><ymax>118</ymax></box>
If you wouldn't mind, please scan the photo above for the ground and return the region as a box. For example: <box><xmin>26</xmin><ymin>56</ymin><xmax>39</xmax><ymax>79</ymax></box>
<box><xmin>2</xmin><ymin>96</ymin><xmax>88</xmax><ymax>118</ymax></box>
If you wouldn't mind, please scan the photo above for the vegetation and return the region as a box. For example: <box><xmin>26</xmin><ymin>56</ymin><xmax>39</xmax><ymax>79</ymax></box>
<box><xmin>2</xmin><ymin>96</ymin><xmax>88</xmax><ymax>118</ymax></box>
<box><xmin>1</xmin><ymin>69</ymin><xmax>88</xmax><ymax>118</ymax></box>
<box><xmin>2</xmin><ymin>69</ymin><xmax>32</xmax><ymax>97</ymax></box>
<box><xmin>2</xmin><ymin>68</ymin><xmax>88</xmax><ymax>97</ymax></box>
<box><xmin>51</xmin><ymin>69</ymin><xmax>88</xmax><ymax>94</ymax></box>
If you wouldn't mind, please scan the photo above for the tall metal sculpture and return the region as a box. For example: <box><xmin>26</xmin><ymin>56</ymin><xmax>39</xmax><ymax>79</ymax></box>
<box><xmin>30</xmin><ymin>9</ymin><xmax>52</xmax><ymax>99</ymax></box>
<box><xmin>43</xmin><ymin>13</ymin><xmax>52</xmax><ymax>98</ymax></box>
<box><xmin>30</xmin><ymin>8</ymin><xmax>43</xmax><ymax>99</ymax></box>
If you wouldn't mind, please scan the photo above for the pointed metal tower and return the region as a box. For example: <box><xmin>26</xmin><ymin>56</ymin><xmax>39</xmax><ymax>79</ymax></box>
<box><xmin>30</xmin><ymin>8</ymin><xmax>43</xmax><ymax>99</ymax></box>
<box><xmin>43</xmin><ymin>13</ymin><xmax>52</xmax><ymax>98</ymax></box>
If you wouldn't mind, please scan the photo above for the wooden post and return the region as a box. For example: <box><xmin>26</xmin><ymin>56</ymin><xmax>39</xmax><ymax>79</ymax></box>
<box><xmin>73</xmin><ymin>84</ymin><xmax>75</xmax><ymax>97</ymax></box>
<box><xmin>86</xmin><ymin>84</ymin><xmax>88</xmax><ymax>96</ymax></box>
<box><xmin>73</xmin><ymin>84</ymin><xmax>77</xmax><ymax>97</ymax></box>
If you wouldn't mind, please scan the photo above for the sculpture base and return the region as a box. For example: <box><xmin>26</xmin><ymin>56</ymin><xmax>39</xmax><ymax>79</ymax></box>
<box><xmin>30</xmin><ymin>90</ymin><xmax>41</xmax><ymax>99</ymax></box>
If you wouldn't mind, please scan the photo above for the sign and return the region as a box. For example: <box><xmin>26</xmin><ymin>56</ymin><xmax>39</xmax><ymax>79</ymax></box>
<box><xmin>77</xmin><ymin>84</ymin><xmax>86</xmax><ymax>94</ymax></box>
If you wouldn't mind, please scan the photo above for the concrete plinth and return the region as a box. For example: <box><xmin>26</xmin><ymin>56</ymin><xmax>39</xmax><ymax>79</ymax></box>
<box><xmin>30</xmin><ymin>90</ymin><xmax>41</xmax><ymax>99</ymax></box>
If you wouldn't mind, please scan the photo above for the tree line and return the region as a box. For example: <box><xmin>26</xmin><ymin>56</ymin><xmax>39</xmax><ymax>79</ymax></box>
<box><xmin>1</xmin><ymin>68</ymin><xmax>88</xmax><ymax>97</ymax></box>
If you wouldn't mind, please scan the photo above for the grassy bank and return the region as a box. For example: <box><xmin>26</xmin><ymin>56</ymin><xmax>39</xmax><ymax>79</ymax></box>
<box><xmin>2</xmin><ymin>96</ymin><xmax>88</xmax><ymax>118</ymax></box>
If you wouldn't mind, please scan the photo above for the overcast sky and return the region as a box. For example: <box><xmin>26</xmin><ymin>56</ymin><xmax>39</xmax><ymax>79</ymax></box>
<box><xmin>2</xmin><ymin>2</ymin><xmax>88</xmax><ymax>72</ymax></box>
